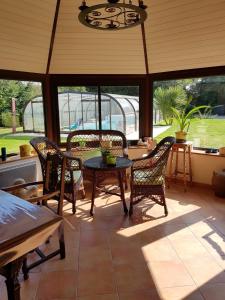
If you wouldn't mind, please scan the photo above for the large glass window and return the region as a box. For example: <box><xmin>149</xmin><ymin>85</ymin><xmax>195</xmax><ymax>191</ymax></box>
<box><xmin>0</xmin><ymin>80</ymin><xmax>44</xmax><ymax>154</ymax></box>
<box><xmin>153</xmin><ymin>76</ymin><xmax>225</xmax><ymax>149</ymax></box>
<box><xmin>58</xmin><ymin>86</ymin><xmax>139</xmax><ymax>142</ymax></box>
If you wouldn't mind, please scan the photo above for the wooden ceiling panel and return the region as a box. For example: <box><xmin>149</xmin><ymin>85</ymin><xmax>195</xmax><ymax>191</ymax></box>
<box><xmin>146</xmin><ymin>0</ymin><xmax>225</xmax><ymax>73</ymax></box>
<box><xmin>1</xmin><ymin>0</ymin><xmax>225</xmax><ymax>75</ymax></box>
<box><xmin>0</xmin><ymin>0</ymin><xmax>56</xmax><ymax>73</ymax></box>
<box><xmin>50</xmin><ymin>0</ymin><xmax>146</xmax><ymax>74</ymax></box>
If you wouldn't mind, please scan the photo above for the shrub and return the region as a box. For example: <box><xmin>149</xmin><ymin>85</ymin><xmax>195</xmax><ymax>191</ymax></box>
<box><xmin>1</xmin><ymin>112</ymin><xmax>20</xmax><ymax>127</ymax></box>
<box><xmin>154</xmin><ymin>86</ymin><xmax>186</xmax><ymax>125</ymax></box>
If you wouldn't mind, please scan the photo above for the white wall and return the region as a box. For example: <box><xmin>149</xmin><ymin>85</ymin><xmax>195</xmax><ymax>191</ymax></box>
<box><xmin>190</xmin><ymin>152</ymin><xmax>225</xmax><ymax>185</ymax></box>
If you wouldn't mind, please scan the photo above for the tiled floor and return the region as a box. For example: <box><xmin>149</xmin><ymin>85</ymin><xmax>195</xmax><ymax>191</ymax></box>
<box><xmin>1</xmin><ymin>183</ymin><xmax>225</xmax><ymax>300</ymax></box>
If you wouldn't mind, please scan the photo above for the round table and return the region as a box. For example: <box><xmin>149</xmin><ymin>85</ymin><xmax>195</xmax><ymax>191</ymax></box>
<box><xmin>83</xmin><ymin>156</ymin><xmax>133</xmax><ymax>216</ymax></box>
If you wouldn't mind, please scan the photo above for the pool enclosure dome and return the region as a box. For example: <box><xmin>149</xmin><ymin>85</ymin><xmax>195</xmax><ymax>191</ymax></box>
<box><xmin>23</xmin><ymin>92</ymin><xmax>139</xmax><ymax>139</ymax></box>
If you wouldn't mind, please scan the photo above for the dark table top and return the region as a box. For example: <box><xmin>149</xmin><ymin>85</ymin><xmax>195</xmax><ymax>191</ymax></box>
<box><xmin>0</xmin><ymin>190</ymin><xmax>62</xmax><ymax>267</ymax></box>
<box><xmin>83</xmin><ymin>156</ymin><xmax>133</xmax><ymax>171</ymax></box>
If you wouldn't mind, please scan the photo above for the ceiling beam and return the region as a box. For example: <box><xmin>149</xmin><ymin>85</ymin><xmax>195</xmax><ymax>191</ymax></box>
<box><xmin>46</xmin><ymin>0</ymin><xmax>61</xmax><ymax>75</ymax></box>
<box><xmin>141</xmin><ymin>23</ymin><xmax>149</xmax><ymax>75</ymax></box>
<box><xmin>0</xmin><ymin>69</ymin><xmax>45</xmax><ymax>82</ymax></box>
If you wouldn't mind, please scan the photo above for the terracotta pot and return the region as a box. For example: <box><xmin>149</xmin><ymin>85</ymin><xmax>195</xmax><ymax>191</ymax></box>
<box><xmin>175</xmin><ymin>131</ymin><xmax>187</xmax><ymax>143</ymax></box>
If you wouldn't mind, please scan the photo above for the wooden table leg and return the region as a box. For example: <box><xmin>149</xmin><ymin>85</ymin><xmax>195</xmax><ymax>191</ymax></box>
<box><xmin>1</xmin><ymin>257</ymin><xmax>25</xmax><ymax>300</ymax></box>
<box><xmin>90</xmin><ymin>170</ymin><xmax>96</xmax><ymax>216</ymax></box>
<box><xmin>183</xmin><ymin>147</ymin><xmax>187</xmax><ymax>191</ymax></box>
<box><xmin>175</xmin><ymin>146</ymin><xmax>179</xmax><ymax>180</ymax></box>
<box><xmin>168</xmin><ymin>147</ymin><xmax>174</xmax><ymax>188</ymax></box>
<box><xmin>58</xmin><ymin>223</ymin><xmax>65</xmax><ymax>259</ymax></box>
<box><xmin>188</xmin><ymin>145</ymin><xmax>193</xmax><ymax>185</ymax></box>
<box><xmin>118</xmin><ymin>170</ymin><xmax>128</xmax><ymax>214</ymax></box>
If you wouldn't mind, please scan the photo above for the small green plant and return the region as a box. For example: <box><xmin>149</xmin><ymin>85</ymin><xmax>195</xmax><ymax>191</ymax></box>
<box><xmin>79</xmin><ymin>140</ymin><xmax>86</xmax><ymax>148</ymax></box>
<box><xmin>101</xmin><ymin>148</ymin><xmax>110</xmax><ymax>163</ymax></box>
<box><xmin>171</xmin><ymin>98</ymin><xmax>209</xmax><ymax>132</ymax></box>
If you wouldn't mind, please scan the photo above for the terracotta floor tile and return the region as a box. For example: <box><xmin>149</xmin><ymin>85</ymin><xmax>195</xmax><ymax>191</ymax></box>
<box><xmin>183</xmin><ymin>256</ymin><xmax>225</xmax><ymax>286</ymax></box>
<box><xmin>147</xmin><ymin>261</ymin><xmax>194</xmax><ymax>288</ymax></box>
<box><xmin>160</xmin><ymin>285</ymin><xmax>204</xmax><ymax>300</ymax></box>
<box><xmin>80</xmin><ymin>215</ymin><xmax>130</xmax><ymax>231</ymax></box>
<box><xmin>36</xmin><ymin>271</ymin><xmax>77</xmax><ymax>300</ymax></box>
<box><xmin>118</xmin><ymin>288</ymin><xmax>161</xmax><ymax>300</ymax></box>
<box><xmin>167</xmin><ymin>228</ymin><xmax>210</xmax><ymax>259</ymax></box>
<box><xmin>78</xmin><ymin>293</ymin><xmax>118</xmax><ymax>300</ymax></box>
<box><xmin>108</xmin><ymin>229</ymin><xmax>142</xmax><ymax>248</ymax></box>
<box><xmin>200</xmin><ymin>283</ymin><xmax>225</xmax><ymax>300</ymax></box>
<box><xmin>52</xmin><ymin>298</ymin><xmax>76</xmax><ymax>300</ymax></box>
<box><xmin>80</xmin><ymin>229</ymin><xmax>109</xmax><ymax>248</ymax></box>
<box><xmin>189</xmin><ymin>221</ymin><xmax>225</xmax><ymax>258</ymax></box>
<box><xmin>20</xmin><ymin>273</ymin><xmax>41</xmax><ymax>300</ymax></box>
<box><xmin>41</xmin><ymin>251</ymin><xmax>79</xmax><ymax>272</ymax></box>
<box><xmin>78</xmin><ymin>265</ymin><xmax>116</xmax><ymax>297</ymax></box>
<box><xmin>141</xmin><ymin>237</ymin><xmax>180</xmax><ymax>262</ymax></box>
<box><xmin>111</xmin><ymin>244</ymin><xmax>145</xmax><ymax>265</ymax></box>
<box><xmin>114</xmin><ymin>263</ymin><xmax>155</xmax><ymax>292</ymax></box>
<box><xmin>6</xmin><ymin>185</ymin><xmax>225</xmax><ymax>300</ymax></box>
<box><xmin>79</xmin><ymin>245</ymin><xmax>112</xmax><ymax>269</ymax></box>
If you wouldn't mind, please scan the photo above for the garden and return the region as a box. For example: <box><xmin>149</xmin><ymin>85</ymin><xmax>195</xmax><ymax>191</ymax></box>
<box><xmin>0</xmin><ymin>77</ymin><xmax>225</xmax><ymax>154</ymax></box>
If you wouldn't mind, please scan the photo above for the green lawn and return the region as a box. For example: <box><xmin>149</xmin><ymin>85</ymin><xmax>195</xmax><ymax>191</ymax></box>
<box><xmin>1</xmin><ymin>119</ymin><xmax>225</xmax><ymax>153</ymax></box>
<box><xmin>0</xmin><ymin>127</ymin><xmax>31</xmax><ymax>153</ymax></box>
<box><xmin>155</xmin><ymin>118</ymin><xmax>225</xmax><ymax>148</ymax></box>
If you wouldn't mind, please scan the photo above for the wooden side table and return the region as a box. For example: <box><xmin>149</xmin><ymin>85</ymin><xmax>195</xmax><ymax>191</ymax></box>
<box><xmin>168</xmin><ymin>142</ymin><xmax>193</xmax><ymax>191</ymax></box>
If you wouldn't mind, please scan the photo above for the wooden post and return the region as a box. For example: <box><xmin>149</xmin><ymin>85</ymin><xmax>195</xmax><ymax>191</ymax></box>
<box><xmin>11</xmin><ymin>98</ymin><xmax>16</xmax><ymax>133</ymax></box>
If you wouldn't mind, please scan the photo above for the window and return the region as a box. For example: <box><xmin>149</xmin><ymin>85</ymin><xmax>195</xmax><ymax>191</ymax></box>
<box><xmin>57</xmin><ymin>86</ymin><xmax>139</xmax><ymax>142</ymax></box>
<box><xmin>0</xmin><ymin>80</ymin><xmax>45</xmax><ymax>154</ymax></box>
<box><xmin>153</xmin><ymin>76</ymin><xmax>225</xmax><ymax>149</ymax></box>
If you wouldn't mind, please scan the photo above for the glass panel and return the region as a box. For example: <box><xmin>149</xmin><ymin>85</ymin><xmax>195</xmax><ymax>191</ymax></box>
<box><xmin>153</xmin><ymin>77</ymin><xmax>225</xmax><ymax>149</ymax></box>
<box><xmin>101</xmin><ymin>86</ymin><xmax>139</xmax><ymax>140</ymax></box>
<box><xmin>0</xmin><ymin>80</ymin><xmax>44</xmax><ymax>154</ymax></box>
<box><xmin>57</xmin><ymin>87</ymin><xmax>99</xmax><ymax>142</ymax></box>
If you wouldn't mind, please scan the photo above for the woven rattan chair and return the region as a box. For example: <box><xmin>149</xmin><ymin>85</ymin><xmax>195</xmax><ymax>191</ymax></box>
<box><xmin>129</xmin><ymin>136</ymin><xmax>175</xmax><ymax>216</ymax></box>
<box><xmin>66</xmin><ymin>129</ymin><xmax>128</xmax><ymax>187</ymax></box>
<box><xmin>30</xmin><ymin>137</ymin><xmax>85</xmax><ymax>214</ymax></box>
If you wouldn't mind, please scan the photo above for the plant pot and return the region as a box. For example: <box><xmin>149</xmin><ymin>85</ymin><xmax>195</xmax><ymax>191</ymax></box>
<box><xmin>175</xmin><ymin>131</ymin><xmax>187</xmax><ymax>143</ymax></box>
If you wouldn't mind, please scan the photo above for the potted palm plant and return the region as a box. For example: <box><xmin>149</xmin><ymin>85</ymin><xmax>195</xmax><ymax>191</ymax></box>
<box><xmin>171</xmin><ymin>98</ymin><xmax>209</xmax><ymax>143</ymax></box>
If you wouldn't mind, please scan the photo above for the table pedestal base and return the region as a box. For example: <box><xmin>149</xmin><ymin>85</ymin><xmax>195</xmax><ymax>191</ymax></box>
<box><xmin>90</xmin><ymin>169</ymin><xmax>128</xmax><ymax>216</ymax></box>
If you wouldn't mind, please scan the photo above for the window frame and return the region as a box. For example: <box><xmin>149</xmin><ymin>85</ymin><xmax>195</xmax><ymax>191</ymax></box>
<box><xmin>50</xmin><ymin>74</ymin><xmax>149</xmax><ymax>146</ymax></box>
<box><xmin>0</xmin><ymin>70</ymin><xmax>47</xmax><ymax>153</ymax></box>
<box><xmin>150</xmin><ymin>67</ymin><xmax>225</xmax><ymax>150</ymax></box>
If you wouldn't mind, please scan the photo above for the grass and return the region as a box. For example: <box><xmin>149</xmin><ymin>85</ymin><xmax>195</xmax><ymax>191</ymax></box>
<box><xmin>155</xmin><ymin>118</ymin><xmax>225</xmax><ymax>148</ymax></box>
<box><xmin>1</xmin><ymin>118</ymin><xmax>225</xmax><ymax>153</ymax></box>
<box><xmin>0</xmin><ymin>127</ymin><xmax>31</xmax><ymax>153</ymax></box>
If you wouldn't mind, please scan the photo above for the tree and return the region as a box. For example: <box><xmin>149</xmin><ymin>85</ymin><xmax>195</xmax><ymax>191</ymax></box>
<box><xmin>154</xmin><ymin>86</ymin><xmax>186</xmax><ymax>125</ymax></box>
<box><xmin>0</xmin><ymin>80</ymin><xmax>40</xmax><ymax>126</ymax></box>
<box><xmin>58</xmin><ymin>86</ymin><xmax>87</xmax><ymax>93</ymax></box>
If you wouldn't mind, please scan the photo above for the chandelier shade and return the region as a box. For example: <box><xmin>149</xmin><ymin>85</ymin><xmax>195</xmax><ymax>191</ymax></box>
<box><xmin>78</xmin><ymin>1</ymin><xmax>147</xmax><ymax>30</ymax></box>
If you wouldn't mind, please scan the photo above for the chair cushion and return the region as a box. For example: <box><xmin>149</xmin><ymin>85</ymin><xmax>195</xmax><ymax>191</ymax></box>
<box><xmin>133</xmin><ymin>170</ymin><xmax>164</xmax><ymax>185</ymax></box>
<box><xmin>72</xmin><ymin>170</ymin><xmax>82</xmax><ymax>183</ymax></box>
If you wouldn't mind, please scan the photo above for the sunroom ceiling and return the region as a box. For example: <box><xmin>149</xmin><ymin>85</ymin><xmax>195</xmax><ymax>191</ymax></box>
<box><xmin>0</xmin><ymin>0</ymin><xmax>225</xmax><ymax>75</ymax></box>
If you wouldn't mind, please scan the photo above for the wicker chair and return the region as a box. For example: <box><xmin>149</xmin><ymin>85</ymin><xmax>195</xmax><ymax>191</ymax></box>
<box><xmin>30</xmin><ymin>137</ymin><xmax>85</xmax><ymax>214</ymax></box>
<box><xmin>129</xmin><ymin>136</ymin><xmax>175</xmax><ymax>216</ymax></box>
<box><xmin>66</xmin><ymin>129</ymin><xmax>128</xmax><ymax>187</ymax></box>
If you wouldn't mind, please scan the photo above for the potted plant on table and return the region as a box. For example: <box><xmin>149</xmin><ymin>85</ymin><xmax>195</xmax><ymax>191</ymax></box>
<box><xmin>171</xmin><ymin>98</ymin><xmax>209</xmax><ymax>143</ymax></box>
